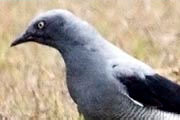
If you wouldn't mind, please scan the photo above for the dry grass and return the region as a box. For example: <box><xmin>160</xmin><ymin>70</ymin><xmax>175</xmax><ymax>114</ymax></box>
<box><xmin>0</xmin><ymin>0</ymin><xmax>180</xmax><ymax>119</ymax></box>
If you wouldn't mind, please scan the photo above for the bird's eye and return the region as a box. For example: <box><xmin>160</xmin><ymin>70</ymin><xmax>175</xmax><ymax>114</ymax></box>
<box><xmin>37</xmin><ymin>21</ymin><xmax>45</xmax><ymax>29</ymax></box>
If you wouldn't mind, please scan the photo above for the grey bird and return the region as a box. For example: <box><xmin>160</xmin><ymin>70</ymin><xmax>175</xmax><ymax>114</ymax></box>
<box><xmin>11</xmin><ymin>9</ymin><xmax>180</xmax><ymax>120</ymax></box>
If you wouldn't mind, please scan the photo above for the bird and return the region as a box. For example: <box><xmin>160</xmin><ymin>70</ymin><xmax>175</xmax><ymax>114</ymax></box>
<box><xmin>11</xmin><ymin>9</ymin><xmax>180</xmax><ymax>120</ymax></box>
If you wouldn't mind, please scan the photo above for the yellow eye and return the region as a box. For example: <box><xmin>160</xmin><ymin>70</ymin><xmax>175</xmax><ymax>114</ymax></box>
<box><xmin>37</xmin><ymin>21</ymin><xmax>45</xmax><ymax>29</ymax></box>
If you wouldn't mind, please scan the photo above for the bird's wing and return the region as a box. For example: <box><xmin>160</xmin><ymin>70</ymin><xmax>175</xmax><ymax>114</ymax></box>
<box><xmin>113</xmin><ymin>63</ymin><xmax>180</xmax><ymax>114</ymax></box>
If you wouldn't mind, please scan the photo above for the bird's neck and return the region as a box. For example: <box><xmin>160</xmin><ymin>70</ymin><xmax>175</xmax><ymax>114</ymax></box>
<box><xmin>58</xmin><ymin>44</ymin><xmax>108</xmax><ymax>102</ymax></box>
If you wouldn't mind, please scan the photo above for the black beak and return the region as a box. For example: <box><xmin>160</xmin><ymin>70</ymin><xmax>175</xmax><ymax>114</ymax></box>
<box><xmin>11</xmin><ymin>32</ymin><xmax>34</xmax><ymax>47</ymax></box>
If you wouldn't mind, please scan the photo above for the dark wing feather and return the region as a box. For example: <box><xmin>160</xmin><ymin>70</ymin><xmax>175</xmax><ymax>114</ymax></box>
<box><xmin>118</xmin><ymin>74</ymin><xmax>180</xmax><ymax>114</ymax></box>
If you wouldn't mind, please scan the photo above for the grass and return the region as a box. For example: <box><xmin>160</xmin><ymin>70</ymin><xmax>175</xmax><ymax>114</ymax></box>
<box><xmin>0</xmin><ymin>0</ymin><xmax>180</xmax><ymax>119</ymax></box>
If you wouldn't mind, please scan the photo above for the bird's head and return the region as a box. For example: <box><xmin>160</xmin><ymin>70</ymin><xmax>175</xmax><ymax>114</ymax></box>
<box><xmin>11</xmin><ymin>9</ymin><xmax>93</xmax><ymax>51</ymax></box>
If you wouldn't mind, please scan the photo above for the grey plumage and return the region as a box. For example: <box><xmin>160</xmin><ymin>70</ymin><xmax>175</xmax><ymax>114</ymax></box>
<box><xmin>11</xmin><ymin>9</ymin><xmax>180</xmax><ymax>120</ymax></box>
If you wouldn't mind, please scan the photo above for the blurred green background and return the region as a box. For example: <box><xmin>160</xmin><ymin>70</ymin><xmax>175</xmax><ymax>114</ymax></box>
<box><xmin>0</xmin><ymin>0</ymin><xmax>180</xmax><ymax>119</ymax></box>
